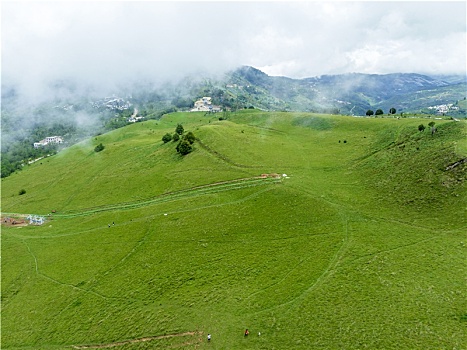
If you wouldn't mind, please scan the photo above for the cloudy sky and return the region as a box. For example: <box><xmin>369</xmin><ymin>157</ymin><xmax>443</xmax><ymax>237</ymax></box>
<box><xmin>2</xmin><ymin>0</ymin><xmax>466</xmax><ymax>97</ymax></box>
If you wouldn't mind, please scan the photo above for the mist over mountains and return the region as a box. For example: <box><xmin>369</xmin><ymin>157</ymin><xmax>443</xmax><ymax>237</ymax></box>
<box><xmin>226</xmin><ymin>66</ymin><xmax>466</xmax><ymax>115</ymax></box>
<box><xmin>2</xmin><ymin>65</ymin><xmax>466</xmax><ymax>117</ymax></box>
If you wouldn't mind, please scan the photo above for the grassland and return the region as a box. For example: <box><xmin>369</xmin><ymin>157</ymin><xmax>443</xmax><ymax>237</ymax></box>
<box><xmin>2</xmin><ymin>110</ymin><xmax>466</xmax><ymax>349</ymax></box>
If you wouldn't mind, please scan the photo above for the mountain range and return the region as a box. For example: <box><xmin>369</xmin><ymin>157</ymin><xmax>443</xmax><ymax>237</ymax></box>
<box><xmin>219</xmin><ymin>66</ymin><xmax>466</xmax><ymax>116</ymax></box>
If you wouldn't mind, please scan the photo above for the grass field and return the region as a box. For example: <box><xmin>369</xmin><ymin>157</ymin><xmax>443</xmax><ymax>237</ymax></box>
<box><xmin>2</xmin><ymin>110</ymin><xmax>466</xmax><ymax>349</ymax></box>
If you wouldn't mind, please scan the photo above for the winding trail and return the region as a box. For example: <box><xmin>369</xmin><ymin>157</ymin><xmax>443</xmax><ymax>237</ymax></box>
<box><xmin>56</xmin><ymin>176</ymin><xmax>280</xmax><ymax>218</ymax></box>
<box><xmin>2</xmin><ymin>176</ymin><xmax>281</xmax><ymax>220</ymax></box>
<box><xmin>247</xmin><ymin>213</ymin><xmax>351</xmax><ymax>316</ymax></box>
<box><xmin>71</xmin><ymin>331</ymin><xmax>203</xmax><ymax>349</ymax></box>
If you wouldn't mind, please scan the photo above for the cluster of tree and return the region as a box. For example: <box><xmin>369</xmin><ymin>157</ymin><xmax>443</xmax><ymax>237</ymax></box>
<box><xmin>418</xmin><ymin>121</ymin><xmax>437</xmax><ymax>135</ymax></box>
<box><xmin>100</xmin><ymin>107</ymin><xmax>142</xmax><ymax>131</ymax></box>
<box><xmin>103</xmin><ymin>115</ymin><xmax>131</xmax><ymax>130</ymax></box>
<box><xmin>1</xmin><ymin>122</ymin><xmax>76</xmax><ymax>178</ymax></box>
<box><xmin>161</xmin><ymin>124</ymin><xmax>196</xmax><ymax>155</ymax></box>
<box><xmin>195</xmin><ymin>86</ymin><xmax>251</xmax><ymax>111</ymax></box>
<box><xmin>171</xmin><ymin>97</ymin><xmax>194</xmax><ymax>109</ymax></box>
<box><xmin>1</xmin><ymin>143</ymin><xmax>59</xmax><ymax>178</ymax></box>
<box><xmin>196</xmin><ymin>87</ymin><xmax>226</xmax><ymax>106</ymax></box>
<box><xmin>366</xmin><ymin>107</ymin><xmax>397</xmax><ymax>116</ymax></box>
<box><xmin>140</xmin><ymin>106</ymin><xmax>177</xmax><ymax>120</ymax></box>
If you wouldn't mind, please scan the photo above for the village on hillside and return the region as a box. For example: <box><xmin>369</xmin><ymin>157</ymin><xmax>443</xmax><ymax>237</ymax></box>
<box><xmin>190</xmin><ymin>97</ymin><xmax>222</xmax><ymax>112</ymax></box>
<box><xmin>427</xmin><ymin>103</ymin><xmax>460</xmax><ymax>114</ymax></box>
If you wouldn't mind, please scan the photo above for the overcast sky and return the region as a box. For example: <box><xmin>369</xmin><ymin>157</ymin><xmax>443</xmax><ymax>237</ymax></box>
<box><xmin>2</xmin><ymin>1</ymin><xmax>466</xmax><ymax>98</ymax></box>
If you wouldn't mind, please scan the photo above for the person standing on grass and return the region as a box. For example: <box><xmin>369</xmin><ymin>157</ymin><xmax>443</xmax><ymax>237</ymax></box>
<box><xmin>244</xmin><ymin>329</ymin><xmax>249</xmax><ymax>336</ymax></box>
<box><xmin>207</xmin><ymin>333</ymin><xmax>211</xmax><ymax>341</ymax></box>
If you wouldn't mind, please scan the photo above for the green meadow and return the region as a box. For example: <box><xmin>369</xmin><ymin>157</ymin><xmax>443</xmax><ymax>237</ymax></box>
<box><xmin>2</xmin><ymin>110</ymin><xmax>466</xmax><ymax>349</ymax></box>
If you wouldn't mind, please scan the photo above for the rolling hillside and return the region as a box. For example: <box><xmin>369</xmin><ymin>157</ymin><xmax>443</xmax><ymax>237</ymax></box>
<box><xmin>2</xmin><ymin>67</ymin><xmax>465</xmax><ymax>180</ymax></box>
<box><xmin>2</xmin><ymin>110</ymin><xmax>466</xmax><ymax>349</ymax></box>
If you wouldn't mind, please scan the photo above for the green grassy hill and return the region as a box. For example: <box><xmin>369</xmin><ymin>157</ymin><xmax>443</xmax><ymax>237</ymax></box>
<box><xmin>2</xmin><ymin>110</ymin><xmax>466</xmax><ymax>349</ymax></box>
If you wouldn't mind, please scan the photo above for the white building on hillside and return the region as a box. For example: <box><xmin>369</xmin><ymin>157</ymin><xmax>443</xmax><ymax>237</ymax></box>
<box><xmin>34</xmin><ymin>136</ymin><xmax>64</xmax><ymax>148</ymax></box>
<box><xmin>191</xmin><ymin>97</ymin><xmax>212</xmax><ymax>111</ymax></box>
<box><xmin>190</xmin><ymin>97</ymin><xmax>222</xmax><ymax>112</ymax></box>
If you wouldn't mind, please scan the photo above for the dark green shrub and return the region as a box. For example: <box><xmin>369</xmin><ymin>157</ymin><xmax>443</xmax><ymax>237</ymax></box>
<box><xmin>176</xmin><ymin>140</ymin><xmax>193</xmax><ymax>155</ymax></box>
<box><xmin>94</xmin><ymin>143</ymin><xmax>105</xmax><ymax>152</ymax></box>
<box><xmin>175</xmin><ymin>123</ymin><xmax>184</xmax><ymax>135</ymax></box>
<box><xmin>184</xmin><ymin>131</ymin><xmax>196</xmax><ymax>144</ymax></box>
<box><xmin>162</xmin><ymin>133</ymin><xmax>172</xmax><ymax>143</ymax></box>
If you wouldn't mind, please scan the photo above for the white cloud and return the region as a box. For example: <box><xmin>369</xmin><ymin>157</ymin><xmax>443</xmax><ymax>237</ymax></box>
<box><xmin>345</xmin><ymin>31</ymin><xmax>467</xmax><ymax>75</ymax></box>
<box><xmin>2</xmin><ymin>0</ymin><xmax>465</xmax><ymax>101</ymax></box>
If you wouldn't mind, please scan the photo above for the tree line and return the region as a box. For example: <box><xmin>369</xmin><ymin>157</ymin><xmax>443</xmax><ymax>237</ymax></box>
<box><xmin>366</xmin><ymin>107</ymin><xmax>397</xmax><ymax>116</ymax></box>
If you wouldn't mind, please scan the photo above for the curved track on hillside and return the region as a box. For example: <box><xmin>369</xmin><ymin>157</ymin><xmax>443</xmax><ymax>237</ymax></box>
<box><xmin>3</xmin><ymin>176</ymin><xmax>282</xmax><ymax>220</ymax></box>
<box><xmin>196</xmin><ymin>139</ymin><xmax>261</xmax><ymax>169</ymax></box>
<box><xmin>71</xmin><ymin>331</ymin><xmax>203</xmax><ymax>349</ymax></box>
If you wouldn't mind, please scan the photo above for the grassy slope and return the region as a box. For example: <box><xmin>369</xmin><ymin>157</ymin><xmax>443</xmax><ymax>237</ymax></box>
<box><xmin>2</xmin><ymin>110</ymin><xmax>466</xmax><ymax>349</ymax></box>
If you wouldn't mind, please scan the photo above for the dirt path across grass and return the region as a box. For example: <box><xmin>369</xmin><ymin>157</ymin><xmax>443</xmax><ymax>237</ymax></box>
<box><xmin>2</xmin><ymin>175</ymin><xmax>284</xmax><ymax>225</ymax></box>
<box><xmin>50</xmin><ymin>175</ymin><xmax>282</xmax><ymax>218</ymax></box>
<box><xmin>71</xmin><ymin>331</ymin><xmax>203</xmax><ymax>349</ymax></box>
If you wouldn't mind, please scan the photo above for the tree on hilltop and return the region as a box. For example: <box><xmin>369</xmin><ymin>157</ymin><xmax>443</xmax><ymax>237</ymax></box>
<box><xmin>175</xmin><ymin>130</ymin><xmax>196</xmax><ymax>156</ymax></box>
<box><xmin>375</xmin><ymin>109</ymin><xmax>384</xmax><ymax>116</ymax></box>
<box><xmin>175</xmin><ymin>124</ymin><xmax>184</xmax><ymax>135</ymax></box>
<box><xmin>389</xmin><ymin>107</ymin><xmax>397</xmax><ymax>115</ymax></box>
<box><xmin>94</xmin><ymin>143</ymin><xmax>105</xmax><ymax>152</ymax></box>
<box><xmin>184</xmin><ymin>131</ymin><xmax>196</xmax><ymax>144</ymax></box>
<box><xmin>176</xmin><ymin>140</ymin><xmax>193</xmax><ymax>155</ymax></box>
<box><xmin>366</xmin><ymin>109</ymin><xmax>374</xmax><ymax>116</ymax></box>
